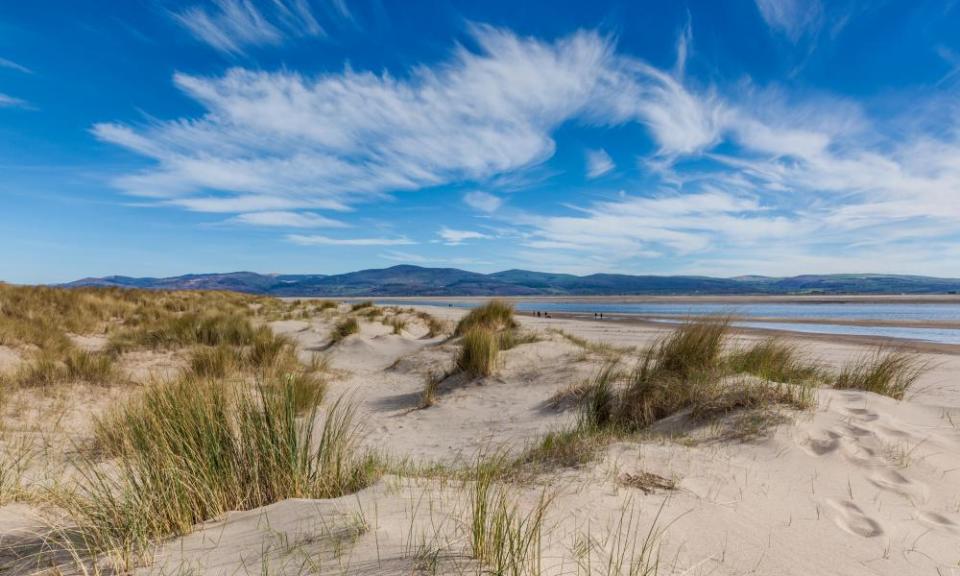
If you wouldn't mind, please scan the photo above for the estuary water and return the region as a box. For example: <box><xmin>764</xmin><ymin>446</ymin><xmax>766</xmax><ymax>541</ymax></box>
<box><xmin>377</xmin><ymin>299</ymin><xmax>960</xmax><ymax>345</ymax></box>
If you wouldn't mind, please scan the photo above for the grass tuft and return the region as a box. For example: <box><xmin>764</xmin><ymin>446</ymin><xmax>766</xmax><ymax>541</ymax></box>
<box><xmin>455</xmin><ymin>300</ymin><xmax>517</xmax><ymax>336</ymax></box>
<box><xmin>187</xmin><ymin>344</ymin><xmax>241</xmax><ymax>378</ymax></box>
<box><xmin>468</xmin><ymin>458</ymin><xmax>550</xmax><ymax>575</ymax></box>
<box><xmin>420</xmin><ymin>370</ymin><xmax>445</xmax><ymax>408</ymax></box>
<box><xmin>109</xmin><ymin>313</ymin><xmax>256</xmax><ymax>352</ymax></box>
<box><xmin>457</xmin><ymin>327</ymin><xmax>500</xmax><ymax>377</ymax></box>
<box><xmin>13</xmin><ymin>349</ymin><xmax>118</xmax><ymax>387</ymax></box>
<box><xmin>330</xmin><ymin>317</ymin><xmax>360</xmax><ymax>344</ymax></box>
<box><xmin>80</xmin><ymin>379</ymin><xmax>375</xmax><ymax>568</ymax></box>
<box><xmin>834</xmin><ymin>348</ymin><xmax>926</xmax><ymax>400</ymax></box>
<box><xmin>388</xmin><ymin>317</ymin><xmax>407</xmax><ymax>335</ymax></box>
<box><xmin>727</xmin><ymin>338</ymin><xmax>822</xmax><ymax>384</ymax></box>
<box><xmin>417</xmin><ymin>311</ymin><xmax>449</xmax><ymax>338</ymax></box>
<box><xmin>614</xmin><ymin>318</ymin><xmax>731</xmax><ymax>429</ymax></box>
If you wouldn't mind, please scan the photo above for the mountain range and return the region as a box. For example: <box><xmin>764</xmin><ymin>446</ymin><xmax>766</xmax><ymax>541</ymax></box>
<box><xmin>62</xmin><ymin>266</ymin><xmax>960</xmax><ymax>296</ymax></box>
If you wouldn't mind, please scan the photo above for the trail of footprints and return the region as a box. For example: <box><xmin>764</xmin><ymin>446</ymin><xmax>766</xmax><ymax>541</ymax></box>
<box><xmin>796</xmin><ymin>394</ymin><xmax>958</xmax><ymax>539</ymax></box>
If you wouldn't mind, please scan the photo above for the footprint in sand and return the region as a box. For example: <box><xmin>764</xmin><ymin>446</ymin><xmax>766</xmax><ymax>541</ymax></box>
<box><xmin>843</xmin><ymin>407</ymin><xmax>880</xmax><ymax>422</ymax></box>
<box><xmin>868</xmin><ymin>469</ymin><xmax>928</xmax><ymax>503</ymax></box>
<box><xmin>799</xmin><ymin>430</ymin><xmax>841</xmax><ymax>456</ymax></box>
<box><xmin>877</xmin><ymin>425</ymin><xmax>913</xmax><ymax>440</ymax></box>
<box><xmin>840</xmin><ymin>437</ymin><xmax>881</xmax><ymax>467</ymax></box>
<box><xmin>827</xmin><ymin>499</ymin><xmax>884</xmax><ymax>538</ymax></box>
<box><xmin>844</xmin><ymin>423</ymin><xmax>875</xmax><ymax>437</ymax></box>
<box><xmin>915</xmin><ymin>511</ymin><xmax>957</xmax><ymax>533</ymax></box>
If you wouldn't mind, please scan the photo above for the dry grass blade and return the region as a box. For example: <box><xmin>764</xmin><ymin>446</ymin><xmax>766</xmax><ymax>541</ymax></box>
<box><xmin>617</xmin><ymin>472</ymin><xmax>676</xmax><ymax>494</ymax></box>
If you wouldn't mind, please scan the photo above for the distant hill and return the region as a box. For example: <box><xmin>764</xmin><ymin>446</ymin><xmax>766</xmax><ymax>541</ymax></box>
<box><xmin>61</xmin><ymin>266</ymin><xmax>960</xmax><ymax>296</ymax></box>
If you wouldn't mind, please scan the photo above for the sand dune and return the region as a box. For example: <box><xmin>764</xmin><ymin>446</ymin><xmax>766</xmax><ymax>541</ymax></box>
<box><xmin>2</xmin><ymin>301</ymin><xmax>959</xmax><ymax>575</ymax></box>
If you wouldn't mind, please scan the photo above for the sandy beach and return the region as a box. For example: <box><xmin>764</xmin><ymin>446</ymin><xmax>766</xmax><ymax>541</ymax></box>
<box><xmin>2</xmin><ymin>297</ymin><xmax>959</xmax><ymax>576</ymax></box>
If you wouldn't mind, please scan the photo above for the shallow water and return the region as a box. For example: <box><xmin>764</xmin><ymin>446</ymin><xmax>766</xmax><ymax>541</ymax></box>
<box><xmin>378</xmin><ymin>299</ymin><xmax>960</xmax><ymax>345</ymax></box>
<box><xmin>648</xmin><ymin>319</ymin><xmax>960</xmax><ymax>345</ymax></box>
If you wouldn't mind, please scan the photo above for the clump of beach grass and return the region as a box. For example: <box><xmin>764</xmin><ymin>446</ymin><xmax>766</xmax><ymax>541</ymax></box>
<box><xmin>455</xmin><ymin>300</ymin><xmax>517</xmax><ymax>336</ymax></box>
<box><xmin>420</xmin><ymin>370</ymin><xmax>444</xmax><ymax>408</ymax></box>
<box><xmin>457</xmin><ymin>327</ymin><xmax>500</xmax><ymax>377</ymax></box>
<box><xmin>79</xmin><ymin>378</ymin><xmax>376</xmax><ymax>569</ymax></box>
<box><xmin>187</xmin><ymin>344</ymin><xmax>242</xmax><ymax>379</ymax></box>
<box><xmin>497</xmin><ymin>329</ymin><xmax>539</xmax><ymax>350</ymax></box>
<box><xmin>350</xmin><ymin>301</ymin><xmax>374</xmax><ymax>312</ymax></box>
<box><xmin>186</xmin><ymin>327</ymin><xmax>294</xmax><ymax>378</ymax></box>
<box><xmin>0</xmin><ymin>285</ymin><xmax>263</xmax><ymax>352</ymax></box>
<box><xmin>63</xmin><ymin>350</ymin><xmax>119</xmax><ymax>383</ymax></box>
<box><xmin>12</xmin><ymin>349</ymin><xmax>119</xmax><ymax>387</ymax></box>
<box><xmin>613</xmin><ymin>317</ymin><xmax>731</xmax><ymax>429</ymax></box>
<box><xmin>834</xmin><ymin>348</ymin><xmax>926</xmax><ymax>400</ymax></box>
<box><xmin>453</xmin><ymin>300</ymin><xmax>538</xmax><ymax>378</ymax></box>
<box><xmin>467</xmin><ymin>458</ymin><xmax>550</xmax><ymax>575</ymax></box>
<box><xmin>108</xmin><ymin>312</ymin><xmax>257</xmax><ymax>352</ymax></box>
<box><xmin>330</xmin><ymin>317</ymin><xmax>360</xmax><ymax>344</ymax></box>
<box><xmin>540</xmin><ymin>320</ymin><xmax>817</xmax><ymax>451</ymax></box>
<box><xmin>387</xmin><ymin>317</ymin><xmax>407</xmax><ymax>335</ymax></box>
<box><xmin>727</xmin><ymin>338</ymin><xmax>822</xmax><ymax>385</ymax></box>
<box><xmin>417</xmin><ymin>311</ymin><xmax>449</xmax><ymax>338</ymax></box>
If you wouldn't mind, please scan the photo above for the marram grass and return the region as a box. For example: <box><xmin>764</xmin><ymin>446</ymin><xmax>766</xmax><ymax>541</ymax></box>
<box><xmin>457</xmin><ymin>327</ymin><xmax>500</xmax><ymax>377</ymax></box>
<box><xmin>78</xmin><ymin>377</ymin><xmax>376</xmax><ymax>569</ymax></box>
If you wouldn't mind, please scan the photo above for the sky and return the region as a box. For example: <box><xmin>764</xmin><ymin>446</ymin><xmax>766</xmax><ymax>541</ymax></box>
<box><xmin>2</xmin><ymin>1</ymin><xmax>960</xmax><ymax>283</ymax></box>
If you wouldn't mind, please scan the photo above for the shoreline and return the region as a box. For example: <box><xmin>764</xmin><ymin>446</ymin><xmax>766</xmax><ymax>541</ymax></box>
<box><xmin>513</xmin><ymin>310</ymin><xmax>960</xmax><ymax>355</ymax></box>
<box><xmin>359</xmin><ymin>294</ymin><xmax>960</xmax><ymax>304</ymax></box>
<box><xmin>300</xmin><ymin>295</ymin><xmax>960</xmax><ymax>352</ymax></box>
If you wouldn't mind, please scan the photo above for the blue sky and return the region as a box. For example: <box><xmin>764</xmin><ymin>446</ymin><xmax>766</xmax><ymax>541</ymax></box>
<box><xmin>2</xmin><ymin>0</ymin><xmax>960</xmax><ymax>283</ymax></box>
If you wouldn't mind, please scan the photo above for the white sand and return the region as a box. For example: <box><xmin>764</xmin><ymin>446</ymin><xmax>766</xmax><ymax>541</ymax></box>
<box><xmin>3</xmin><ymin>305</ymin><xmax>959</xmax><ymax>575</ymax></box>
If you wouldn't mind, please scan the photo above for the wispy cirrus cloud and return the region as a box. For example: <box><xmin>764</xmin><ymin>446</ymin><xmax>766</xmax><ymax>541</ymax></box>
<box><xmin>585</xmin><ymin>148</ymin><xmax>614</xmax><ymax>178</ymax></box>
<box><xmin>229</xmin><ymin>211</ymin><xmax>346</xmax><ymax>228</ymax></box>
<box><xmin>463</xmin><ymin>191</ymin><xmax>502</xmax><ymax>213</ymax></box>
<box><xmin>172</xmin><ymin>0</ymin><xmax>323</xmax><ymax>54</ymax></box>
<box><xmin>0</xmin><ymin>93</ymin><xmax>29</xmax><ymax>108</ymax></box>
<box><xmin>520</xmin><ymin>191</ymin><xmax>800</xmax><ymax>255</ymax></box>
<box><xmin>438</xmin><ymin>227</ymin><xmax>490</xmax><ymax>245</ymax></box>
<box><xmin>0</xmin><ymin>57</ymin><xmax>32</xmax><ymax>74</ymax></box>
<box><xmin>754</xmin><ymin>0</ymin><xmax>823</xmax><ymax>42</ymax></box>
<box><xmin>287</xmin><ymin>234</ymin><xmax>414</xmax><ymax>246</ymax></box>
<box><xmin>94</xmin><ymin>25</ymin><xmax>724</xmax><ymax>214</ymax></box>
<box><xmin>94</xmin><ymin>22</ymin><xmax>960</xmax><ymax>274</ymax></box>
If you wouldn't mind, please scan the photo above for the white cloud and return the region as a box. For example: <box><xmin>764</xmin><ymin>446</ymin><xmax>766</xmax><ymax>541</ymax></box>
<box><xmin>229</xmin><ymin>211</ymin><xmax>346</xmax><ymax>227</ymax></box>
<box><xmin>380</xmin><ymin>250</ymin><xmax>432</xmax><ymax>264</ymax></box>
<box><xmin>287</xmin><ymin>234</ymin><xmax>414</xmax><ymax>246</ymax></box>
<box><xmin>93</xmin><ymin>23</ymin><xmax>960</xmax><ymax>276</ymax></box>
<box><xmin>0</xmin><ymin>57</ymin><xmax>31</xmax><ymax>74</ymax></box>
<box><xmin>754</xmin><ymin>0</ymin><xmax>823</xmax><ymax>42</ymax></box>
<box><xmin>507</xmin><ymin>81</ymin><xmax>960</xmax><ymax>275</ymax></box>
<box><xmin>520</xmin><ymin>191</ymin><xmax>801</xmax><ymax>257</ymax></box>
<box><xmin>464</xmin><ymin>191</ymin><xmax>502</xmax><ymax>213</ymax></box>
<box><xmin>585</xmin><ymin>148</ymin><xmax>614</xmax><ymax>178</ymax></box>
<box><xmin>95</xmin><ymin>26</ymin><xmax>725</xmax><ymax>214</ymax></box>
<box><xmin>438</xmin><ymin>227</ymin><xmax>490</xmax><ymax>245</ymax></box>
<box><xmin>0</xmin><ymin>93</ymin><xmax>28</xmax><ymax>108</ymax></box>
<box><xmin>172</xmin><ymin>0</ymin><xmax>322</xmax><ymax>54</ymax></box>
